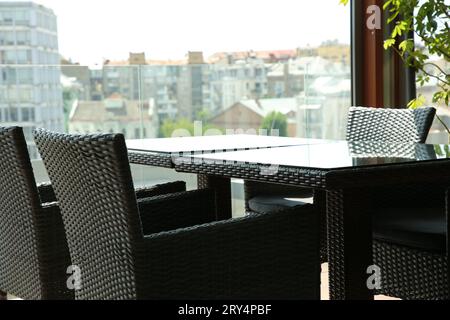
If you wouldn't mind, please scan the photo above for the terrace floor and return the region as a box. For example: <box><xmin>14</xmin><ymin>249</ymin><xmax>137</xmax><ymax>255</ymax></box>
<box><xmin>6</xmin><ymin>264</ymin><xmax>398</xmax><ymax>300</ymax></box>
<box><xmin>320</xmin><ymin>263</ymin><xmax>399</xmax><ymax>300</ymax></box>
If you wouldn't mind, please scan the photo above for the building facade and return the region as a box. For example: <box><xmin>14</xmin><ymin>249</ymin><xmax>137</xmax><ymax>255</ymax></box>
<box><xmin>68</xmin><ymin>95</ymin><xmax>157</xmax><ymax>139</ymax></box>
<box><xmin>209</xmin><ymin>57</ymin><xmax>268</xmax><ymax>112</ymax></box>
<box><xmin>0</xmin><ymin>1</ymin><xmax>64</xmax><ymax>158</ymax></box>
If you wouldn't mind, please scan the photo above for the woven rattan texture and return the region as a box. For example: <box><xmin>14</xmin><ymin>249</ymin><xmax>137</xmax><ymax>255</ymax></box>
<box><xmin>346</xmin><ymin>107</ymin><xmax>436</xmax><ymax>143</ymax></box>
<box><xmin>347</xmin><ymin>108</ymin><xmax>447</xmax><ymax>300</ymax></box>
<box><xmin>138</xmin><ymin>205</ymin><xmax>320</xmax><ymax>299</ymax></box>
<box><xmin>374</xmin><ymin>240</ymin><xmax>448</xmax><ymax>300</ymax></box>
<box><xmin>0</xmin><ymin>127</ymin><xmax>72</xmax><ymax>300</ymax></box>
<box><xmin>326</xmin><ymin>190</ymin><xmax>346</xmax><ymax>300</ymax></box>
<box><xmin>36</xmin><ymin>130</ymin><xmax>321</xmax><ymax>299</ymax></box>
<box><xmin>34</xmin><ymin>130</ymin><xmax>142</xmax><ymax>300</ymax></box>
<box><xmin>178</xmin><ymin>162</ymin><xmax>327</xmax><ymax>189</ymax></box>
<box><xmin>0</xmin><ymin>127</ymin><xmax>43</xmax><ymax>299</ymax></box>
<box><xmin>128</xmin><ymin>151</ymin><xmax>173</xmax><ymax>168</ymax></box>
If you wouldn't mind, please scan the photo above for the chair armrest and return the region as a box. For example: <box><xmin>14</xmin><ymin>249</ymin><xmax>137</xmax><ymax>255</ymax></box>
<box><xmin>37</xmin><ymin>182</ymin><xmax>57</xmax><ymax>204</ymax></box>
<box><xmin>137</xmin><ymin>205</ymin><xmax>320</xmax><ymax>300</ymax></box>
<box><xmin>37</xmin><ymin>203</ymin><xmax>74</xmax><ymax>299</ymax></box>
<box><xmin>135</xmin><ymin>181</ymin><xmax>186</xmax><ymax>199</ymax></box>
<box><xmin>137</xmin><ymin>189</ymin><xmax>217</xmax><ymax>235</ymax></box>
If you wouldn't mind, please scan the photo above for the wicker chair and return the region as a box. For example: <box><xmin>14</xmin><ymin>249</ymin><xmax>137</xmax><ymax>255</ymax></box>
<box><xmin>34</xmin><ymin>129</ymin><xmax>320</xmax><ymax>300</ymax></box>
<box><xmin>244</xmin><ymin>106</ymin><xmax>437</xmax><ymax>263</ymax></box>
<box><xmin>0</xmin><ymin>126</ymin><xmax>72</xmax><ymax>300</ymax></box>
<box><xmin>0</xmin><ymin>126</ymin><xmax>187</xmax><ymax>300</ymax></box>
<box><xmin>371</xmin><ymin>182</ymin><xmax>448</xmax><ymax>299</ymax></box>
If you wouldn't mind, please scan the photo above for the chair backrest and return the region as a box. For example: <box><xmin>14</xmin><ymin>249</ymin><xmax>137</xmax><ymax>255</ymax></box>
<box><xmin>346</xmin><ymin>106</ymin><xmax>436</xmax><ymax>143</ymax></box>
<box><xmin>0</xmin><ymin>126</ymin><xmax>44</xmax><ymax>299</ymax></box>
<box><xmin>34</xmin><ymin>129</ymin><xmax>142</xmax><ymax>300</ymax></box>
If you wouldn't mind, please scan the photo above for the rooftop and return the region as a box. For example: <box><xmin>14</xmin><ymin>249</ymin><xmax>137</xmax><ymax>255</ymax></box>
<box><xmin>70</xmin><ymin>97</ymin><xmax>153</xmax><ymax>123</ymax></box>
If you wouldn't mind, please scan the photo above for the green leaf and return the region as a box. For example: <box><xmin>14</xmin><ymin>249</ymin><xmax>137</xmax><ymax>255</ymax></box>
<box><xmin>384</xmin><ymin>39</ymin><xmax>396</xmax><ymax>50</ymax></box>
<box><xmin>383</xmin><ymin>0</ymin><xmax>393</xmax><ymax>10</ymax></box>
<box><xmin>398</xmin><ymin>39</ymin><xmax>413</xmax><ymax>53</ymax></box>
<box><xmin>339</xmin><ymin>0</ymin><xmax>349</xmax><ymax>5</ymax></box>
<box><xmin>433</xmin><ymin>91</ymin><xmax>450</xmax><ymax>106</ymax></box>
<box><xmin>387</xmin><ymin>11</ymin><xmax>399</xmax><ymax>24</ymax></box>
<box><xmin>434</xmin><ymin>145</ymin><xmax>444</xmax><ymax>157</ymax></box>
<box><xmin>392</xmin><ymin>21</ymin><xmax>408</xmax><ymax>38</ymax></box>
<box><xmin>408</xmin><ymin>95</ymin><xmax>426</xmax><ymax>110</ymax></box>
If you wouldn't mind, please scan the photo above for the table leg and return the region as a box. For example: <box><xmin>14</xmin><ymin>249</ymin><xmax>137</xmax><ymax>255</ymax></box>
<box><xmin>313</xmin><ymin>190</ymin><xmax>328</xmax><ymax>263</ymax></box>
<box><xmin>198</xmin><ymin>174</ymin><xmax>232</xmax><ymax>221</ymax></box>
<box><xmin>327</xmin><ymin>188</ymin><xmax>374</xmax><ymax>300</ymax></box>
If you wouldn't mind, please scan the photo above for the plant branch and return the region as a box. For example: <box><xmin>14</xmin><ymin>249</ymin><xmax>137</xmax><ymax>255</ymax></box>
<box><xmin>415</xmin><ymin>30</ymin><xmax>450</xmax><ymax>60</ymax></box>
<box><xmin>391</xmin><ymin>47</ymin><xmax>450</xmax><ymax>86</ymax></box>
<box><xmin>436</xmin><ymin>114</ymin><xmax>450</xmax><ymax>142</ymax></box>
<box><xmin>437</xmin><ymin>2</ymin><xmax>450</xmax><ymax>20</ymax></box>
<box><xmin>423</xmin><ymin>62</ymin><xmax>448</xmax><ymax>77</ymax></box>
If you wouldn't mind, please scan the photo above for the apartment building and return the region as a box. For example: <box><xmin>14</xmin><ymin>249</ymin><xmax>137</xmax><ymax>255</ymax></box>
<box><xmin>0</xmin><ymin>1</ymin><xmax>64</xmax><ymax>158</ymax></box>
<box><xmin>209</xmin><ymin>57</ymin><xmax>268</xmax><ymax>111</ymax></box>
<box><xmin>68</xmin><ymin>94</ymin><xmax>157</xmax><ymax>139</ymax></box>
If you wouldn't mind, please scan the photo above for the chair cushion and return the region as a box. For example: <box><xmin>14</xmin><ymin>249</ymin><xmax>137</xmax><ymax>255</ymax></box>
<box><xmin>373</xmin><ymin>207</ymin><xmax>446</xmax><ymax>253</ymax></box>
<box><xmin>248</xmin><ymin>196</ymin><xmax>312</xmax><ymax>214</ymax></box>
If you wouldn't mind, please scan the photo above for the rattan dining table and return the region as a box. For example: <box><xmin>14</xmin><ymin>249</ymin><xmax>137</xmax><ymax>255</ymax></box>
<box><xmin>127</xmin><ymin>135</ymin><xmax>326</xmax><ymax>220</ymax></box>
<box><xmin>127</xmin><ymin>135</ymin><xmax>450</xmax><ymax>300</ymax></box>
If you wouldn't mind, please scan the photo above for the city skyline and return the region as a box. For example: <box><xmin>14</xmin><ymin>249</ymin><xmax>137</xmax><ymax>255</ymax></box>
<box><xmin>12</xmin><ymin>0</ymin><xmax>350</xmax><ymax>66</ymax></box>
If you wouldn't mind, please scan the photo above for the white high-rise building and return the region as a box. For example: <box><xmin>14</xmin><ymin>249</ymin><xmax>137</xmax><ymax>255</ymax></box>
<box><xmin>0</xmin><ymin>2</ymin><xmax>63</xmax><ymax>158</ymax></box>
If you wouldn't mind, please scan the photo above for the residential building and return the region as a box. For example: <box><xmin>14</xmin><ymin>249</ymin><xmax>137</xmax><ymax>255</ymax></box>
<box><xmin>209</xmin><ymin>98</ymin><xmax>301</xmax><ymax>137</ymax></box>
<box><xmin>142</xmin><ymin>65</ymin><xmax>180</xmax><ymax>123</ymax></box>
<box><xmin>99</xmin><ymin>52</ymin><xmax>211</xmax><ymax>122</ymax></box>
<box><xmin>208</xmin><ymin>49</ymin><xmax>297</xmax><ymax>64</ymax></box>
<box><xmin>267</xmin><ymin>56</ymin><xmax>348</xmax><ymax>98</ymax></box>
<box><xmin>176</xmin><ymin>62</ymin><xmax>210</xmax><ymax>120</ymax></box>
<box><xmin>187</xmin><ymin>51</ymin><xmax>204</xmax><ymax>65</ymax></box>
<box><xmin>89</xmin><ymin>66</ymin><xmax>103</xmax><ymax>101</ymax></box>
<box><xmin>209</xmin><ymin>57</ymin><xmax>268</xmax><ymax>112</ymax></box>
<box><xmin>60</xmin><ymin>58</ymin><xmax>91</xmax><ymax>100</ymax></box>
<box><xmin>296</xmin><ymin>42</ymin><xmax>351</xmax><ymax>65</ymax></box>
<box><xmin>129</xmin><ymin>52</ymin><xmax>146</xmax><ymax>65</ymax></box>
<box><xmin>0</xmin><ymin>1</ymin><xmax>64</xmax><ymax>158</ymax></box>
<box><xmin>68</xmin><ymin>94</ymin><xmax>157</xmax><ymax>139</ymax></box>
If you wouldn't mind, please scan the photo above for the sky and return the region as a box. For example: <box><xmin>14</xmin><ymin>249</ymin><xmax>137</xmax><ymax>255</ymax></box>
<box><xmin>19</xmin><ymin>0</ymin><xmax>350</xmax><ymax>66</ymax></box>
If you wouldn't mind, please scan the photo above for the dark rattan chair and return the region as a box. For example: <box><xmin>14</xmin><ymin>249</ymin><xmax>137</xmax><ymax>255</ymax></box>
<box><xmin>244</xmin><ymin>106</ymin><xmax>437</xmax><ymax>262</ymax></box>
<box><xmin>371</xmin><ymin>181</ymin><xmax>448</xmax><ymax>299</ymax></box>
<box><xmin>34</xmin><ymin>129</ymin><xmax>320</xmax><ymax>300</ymax></box>
<box><xmin>0</xmin><ymin>126</ymin><xmax>187</xmax><ymax>300</ymax></box>
<box><xmin>0</xmin><ymin>126</ymin><xmax>72</xmax><ymax>300</ymax></box>
<box><xmin>347</xmin><ymin>140</ymin><xmax>448</xmax><ymax>299</ymax></box>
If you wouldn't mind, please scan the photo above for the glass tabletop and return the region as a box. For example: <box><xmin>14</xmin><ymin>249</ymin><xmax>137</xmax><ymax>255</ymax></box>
<box><xmin>126</xmin><ymin>135</ymin><xmax>328</xmax><ymax>154</ymax></box>
<box><xmin>177</xmin><ymin>141</ymin><xmax>450</xmax><ymax>170</ymax></box>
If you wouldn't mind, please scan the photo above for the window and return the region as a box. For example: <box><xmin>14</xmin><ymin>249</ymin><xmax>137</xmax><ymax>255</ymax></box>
<box><xmin>18</xmin><ymin>88</ymin><xmax>33</xmax><ymax>103</ymax></box>
<box><xmin>14</xmin><ymin>10</ymin><xmax>30</xmax><ymax>25</ymax></box>
<box><xmin>9</xmin><ymin>107</ymin><xmax>18</xmax><ymax>122</ymax></box>
<box><xmin>0</xmin><ymin>0</ymin><xmax>350</xmax><ymax>164</ymax></box>
<box><xmin>21</xmin><ymin>107</ymin><xmax>35</xmax><ymax>122</ymax></box>
<box><xmin>4</xmin><ymin>50</ymin><xmax>31</xmax><ymax>64</ymax></box>
<box><xmin>16</xmin><ymin>31</ymin><xmax>30</xmax><ymax>45</ymax></box>
<box><xmin>134</xmin><ymin>128</ymin><xmax>141</xmax><ymax>139</ymax></box>
<box><xmin>17</xmin><ymin>69</ymin><xmax>33</xmax><ymax>84</ymax></box>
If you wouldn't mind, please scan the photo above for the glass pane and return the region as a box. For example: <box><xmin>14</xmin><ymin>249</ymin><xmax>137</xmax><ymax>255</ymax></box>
<box><xmin>418</xmin><ymin>61</ymin><xmax>450</xmax><ymax>144</ymax></box>
<box><xmin>1</xmin><ymin>1</ymin><xmax>351</xmax><ymax>211</ymax></box>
